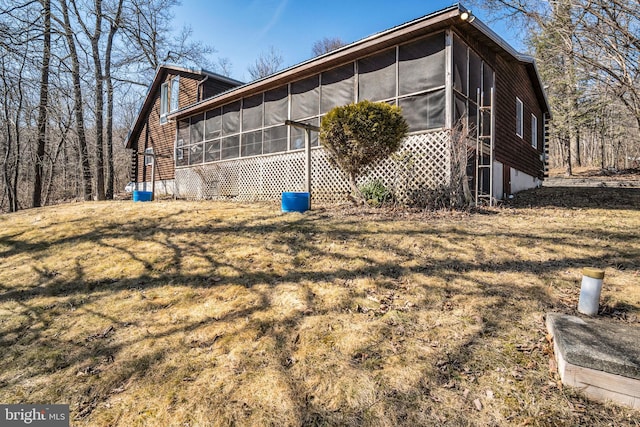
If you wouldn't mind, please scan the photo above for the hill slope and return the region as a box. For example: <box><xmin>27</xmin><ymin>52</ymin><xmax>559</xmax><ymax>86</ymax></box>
<box><xmin>0</xmin><ymin>189</ymin><xmax>638</xmax><ymax>426</ymax></box>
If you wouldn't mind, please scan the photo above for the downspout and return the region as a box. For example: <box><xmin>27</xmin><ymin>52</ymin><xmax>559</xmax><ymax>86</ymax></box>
<box><xmin>197</xmin><ymin>75</ymin><xmax>209</xmax><ymax>102</ymax></box>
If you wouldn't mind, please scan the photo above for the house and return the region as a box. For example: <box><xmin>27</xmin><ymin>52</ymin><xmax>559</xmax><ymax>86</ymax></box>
<box><xmin>124</xmin><ymin>4</ymin><xmax>550</xmax><ymax>204</ymax></box>
<box><xmin>124</xmin><ymin>65</ymin><xmax>243</xmax><ymax>194</ymax></box>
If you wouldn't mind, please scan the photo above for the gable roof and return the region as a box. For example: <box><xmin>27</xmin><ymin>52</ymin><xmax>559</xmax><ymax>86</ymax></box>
<box><xmin>124</xmin><ymin>65</ymin><xmax>243</xmax><ymax>149</ymax></box>
<box><xmin>169</xmin><ymin>3</ymin><xmax>550</xmax><ymax>121</ymax></box>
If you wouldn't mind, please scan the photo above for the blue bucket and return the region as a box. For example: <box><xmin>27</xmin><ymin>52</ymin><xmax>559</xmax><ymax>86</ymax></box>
<box><xmin>282</xmin><ymin>192</ymin><xmax>310</xmax><ymax>212</ymax></box>
<box><xmin>133</xmin><ymin>190</ymin><xmax>153</xmax><ymax>202</ymax></box>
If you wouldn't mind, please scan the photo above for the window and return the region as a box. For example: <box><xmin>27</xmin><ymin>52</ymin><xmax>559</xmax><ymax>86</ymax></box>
<box><xmin>531</xmin><ymin>114</ymin><xmax>538</xmax><ymax>148</ymax></box>
<box><xmin>516</xmin><ymin>97</ymin><xmax>523</xmax><ymax>138</ymax></box>
<box><xmin>170</xmin><ymin>77</ymin><xmax>180</xmax><ymax>111</ymax></box>
<box><xmin>144</xmin><ymin>147</ymin><xmax>154</xmax><ymax>166</ymax></box>
<box><xmin>160</xmin><ymin>76</ymin><xmax>180</xmax><ymax>124</ymax></box>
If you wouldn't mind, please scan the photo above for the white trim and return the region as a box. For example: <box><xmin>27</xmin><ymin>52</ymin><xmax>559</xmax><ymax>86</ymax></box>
<box><xmin>160</xmin><ymin>81</ymin><xmax>169</xmax><ymax>124</ymax></box>
<box><xmin>516</xmin><ymin>97</ymin><xmax>523</xmax><ymax>138</ymax></box>
<box><xmin>531</xmin><ymin>113</ymin><xmax>538</xmax><ymax>149</ymax></box>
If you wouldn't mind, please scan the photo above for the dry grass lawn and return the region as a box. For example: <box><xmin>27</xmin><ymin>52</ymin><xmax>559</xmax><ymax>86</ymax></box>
<box><xmin>0</xmin><ymin>187</ymin><xmax>639</xmax><ymax>426</ymax></box>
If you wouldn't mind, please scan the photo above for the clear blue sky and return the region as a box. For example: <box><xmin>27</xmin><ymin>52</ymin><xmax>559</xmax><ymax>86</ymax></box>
<box><xmin>172</xmin><ymin>1</ymin><xmax>523</xmax><ymax>82</ymax></box>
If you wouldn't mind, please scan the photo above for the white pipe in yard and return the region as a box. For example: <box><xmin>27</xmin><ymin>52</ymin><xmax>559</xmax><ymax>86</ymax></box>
<box><xmin>578</xmin><ymin>268</ymin><xmax>605</xmax><ymax>316</ymax></box>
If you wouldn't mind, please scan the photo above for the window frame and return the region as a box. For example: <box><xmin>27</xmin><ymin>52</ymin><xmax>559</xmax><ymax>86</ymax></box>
<box><xmin>160</xmin><ymin>76</ymin><xmax>180</xmax><ymax>125</ymax></box>
<box><xmin>531</xmin><ymin>114</ymin><xmax>538</xmax><ymax>149</ymax></box>
<box><xmin>160</xmin><ymin>82</ymin><xmax>168</xmax><ymax>124</ymax></box>
<box><xmin>516</xmin><ymin>97</ymin><xmax>524</xmax><ymax>138</ymax></box>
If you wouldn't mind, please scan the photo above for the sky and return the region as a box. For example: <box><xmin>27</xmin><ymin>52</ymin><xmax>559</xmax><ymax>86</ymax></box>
<box><xmin>172</xmin><ymin>1</ymin><xmax>525</xmax><ymax>83</ymax></box>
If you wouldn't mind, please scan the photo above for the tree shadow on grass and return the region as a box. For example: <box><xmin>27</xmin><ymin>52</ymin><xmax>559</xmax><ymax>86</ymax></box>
<box><xmin>508</xmin><ymin>186</ymin><xmax>640</xmax><ymax>210</ymax></box>
<box><xmin>0</xmin><ymin>203</ymin><xmax>638</xmax><ymax>424</ymax></box>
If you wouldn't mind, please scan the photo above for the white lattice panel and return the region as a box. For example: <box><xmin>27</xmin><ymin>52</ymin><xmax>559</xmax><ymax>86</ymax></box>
<box><xmin>175</xmin><ymin>130</ymin><xmax>451</xmax><ymax>203</ymax></box>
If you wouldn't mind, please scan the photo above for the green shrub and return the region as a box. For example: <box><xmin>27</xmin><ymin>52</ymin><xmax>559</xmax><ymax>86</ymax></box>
<box><xmin>360</xmin><ymin>180</ymin><xmax>393</xmax><ymax>206</ymax></box>
<box><xmin>320</xmin><ymin>101</ymin><xmax>408</xmax><ymax>201</ymax></box>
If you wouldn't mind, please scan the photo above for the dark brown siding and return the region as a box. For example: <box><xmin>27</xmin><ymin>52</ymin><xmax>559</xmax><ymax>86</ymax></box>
<box><xmin>493</xmin><ymin>56</ymin><xmax>544</xmax><ymax>179</ymax></box>
<box><xmin>131</xmin><ymin>71</ymin><xmax>203</xmax><ymax>183</ymax></box>
<box><xmin>202</xmin><ymin>79</ymin><xmax>239</xmax><ymax>100</ymax></box>
<box><xmin>454</xmin><ymin>29</ymin><xmax>545</xmax><ymax>180</ymax></box>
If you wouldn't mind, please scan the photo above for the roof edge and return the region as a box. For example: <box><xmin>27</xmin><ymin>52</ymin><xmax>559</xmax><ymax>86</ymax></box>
<box><xmin>465</xmin><ymin>10</ymin><xmax>550</xmax><ymax>114</ymax></box>
<box><xmin>123</xmin><ymin>64</ymin><xmax>243</xmax><ymax>149</ymax></box>
<box><xmin>169</xmin><ymin>3</ymin><xmax>461</xmax><ymax>119</ymax></box>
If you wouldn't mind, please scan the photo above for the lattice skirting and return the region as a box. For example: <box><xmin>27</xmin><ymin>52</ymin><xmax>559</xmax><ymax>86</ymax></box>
<box><xmin>174</xmin><ymin>130</ymin><xmax>451</xmax><ymax>203</ymax></box>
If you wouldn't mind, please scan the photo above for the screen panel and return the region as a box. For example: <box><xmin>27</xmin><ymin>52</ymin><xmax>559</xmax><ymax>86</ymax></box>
<box><xmin>241</xmin><ymin>130</ymin><xmax>263</xmax><ymax>157</ymax></box>
<box><xmin>242</xmin><ymin>94</ymin><xmax>263</xmax><ymax>131</ymax></box>
<box><xmin>358</xmin><ymin>48</ymin><xmax>396</xmax><ymax>101</ymax></box>
<box><xmin>321</xmin><ymin>63</ymin><xmax>355</xmax><ymax>113</ymax></box>
<box><xmin>205</xmin><ymin>108</ymin><xmax>222</xmax><ymax>140</ymax></box>
<box><xmin>177</xmin><ymin>119</ymin><xmax>190</xmax><ymax>142</ymax></box>
<box><xmin>222</xmin><ymin>101</ymin><xmax>241</xmax><ymax>135</ymax></box>
<box><xmin>453</xmin><ymin>34</ymin><xmax>468</xmax><ymax>96</ymax></box>
<box><xmin>291</xmin><ymin>117</ymin><xmax>319</xmax><ymax>149</ymax></box>
<box><xmin>190</xmin><ymin>113</ymin><xmax>205</xmax><ymax>144</ymax></box>
<box><xmin>291</xmin><ymin>76</ymin><xmax>320</xmax><ymax>119</ymax></box>
<box><xmin>264</xmin><ymin>86</ymin><xmax>288</xmax><ymax>126</ymax></box>
<box><xmin>398</xmin><ymin>33</ymin><xmax>445</xmax><ymax>95</ymax></box>
<box><xmin>221</xmin><ymin>135</ymin><xmax>240</xmax><ymax>160</ymax></box>
<box><xmin>398</xmin><ymin>89</ymin><xmax>445</xmax><ymax>131</ymax></box>
<box><xmin>469</xmin><ymin>49</ymin><xmax>482</xmax><ymax>102</ymax></box>
<box><xmin>263</xmin><ymin>125</ymin><xmax>288</xmax><ymax>154</ymax></box>
<box><xmin>205</xmin><ymin>139</ymin><xmax>220</xmax><ymax>163</ymax></box>
<box><xmin>189</xmin><ymin>142</ymin><xmax>203</xmax><ymax>165</ymax></box>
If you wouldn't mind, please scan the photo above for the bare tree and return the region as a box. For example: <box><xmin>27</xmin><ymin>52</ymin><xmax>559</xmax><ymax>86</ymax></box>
<box><xmin>120</xmin><ymin>0</ymin><xmax>215</xmax><ymax>74</ymax></box>
<box><xmin>59</xmin><ymin>0</ymin><xmax>92</xmax><ymax>200</ymax></box>
<box><xmin>33</xmin><ymin>0</ymin><xmax>51</xmax><ymax>207</ymax></box>
<box><xmin>247</xmin><ymin>46</ymin><xmax>283</xmax><ymax>80</ymax></box>
<box><xmin>215</xmin><ymin>57</ymin><xmax>233</xmax><ymax>78</ymax></box>
<box><xmin>311</xmin><ymin>37</ymin><xmax>346</xmax><ymax>56</ymax></box>
<box><xmin>472</xmin><ymin>0</ymin><xmax>640</xmax><ymax>172</ymax></box>
<box><xmin>104</xmin><ymin>0</ymin><xmax>124</xmax><ymax>199</ymax></box>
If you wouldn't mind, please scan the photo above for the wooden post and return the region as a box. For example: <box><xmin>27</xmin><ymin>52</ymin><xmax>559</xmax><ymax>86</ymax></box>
<box><xmin>151</xmin><ymin>159</ymin><xmax>156</xmax><ymax>201</ymax></box>
<box><xmin>305</xmin><ymin>128</ymin><xmax>311</xmax><ymax>208</ymax></box>
<box><xmin>285</xmin><ymin>120</ymin><xmax>320</xmax><ymax>210</ymax></box>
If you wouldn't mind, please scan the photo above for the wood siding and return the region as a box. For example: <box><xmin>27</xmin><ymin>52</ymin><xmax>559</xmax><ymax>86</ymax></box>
<box><xmin>130</xmin><ymin>71</ymin><xmax>240</xmax><ymax>183</ymax></box>
<box><xmin>493</xmin><ymin>55</ymin><xmax>545</xmax><ymax>179</ymax></box>
<box><xmin>202</xmin><ymin>79</ymin><xmax>238</xmax><ymax>100</ymax></box>
<box><xmin>455</xmin><ymin>29</ymin><xmax>545</xmax><ymax>180</ymax></box>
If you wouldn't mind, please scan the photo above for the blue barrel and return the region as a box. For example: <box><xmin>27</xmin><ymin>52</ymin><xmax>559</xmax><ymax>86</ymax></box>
<box><xmin>282</xmin><ymin>192</ymin><xmax>310</xmax><ymax>212</ymax></box>
<box><xmin>133</xmin><ymin>190</ymin><xmax>153</xmax><ymax>202</ymax></box>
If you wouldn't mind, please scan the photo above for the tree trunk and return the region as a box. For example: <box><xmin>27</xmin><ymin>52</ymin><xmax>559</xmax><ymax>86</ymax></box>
<box><xmin>61</xmin><ymin>0</ymin><xmax>92</xmax><ymax>200</ymax></box>
<box><xmin>573</xmin><ymin>127</ymin><xmax>581</xmax><ymax>167</ymax></box>
<box><xmin>33</xmin><ymin>0</ymin><xmax>51</xmax><ymax>208</ymax></box>
<box><xmin>563</xmin><ymin>133</ymin><xmax>573</xmax><ymax>176</ymax></box>
<box><xmin>104</xmin><ymin>0</ymin><xmax>124</xmax><ymax>199</ymax></box>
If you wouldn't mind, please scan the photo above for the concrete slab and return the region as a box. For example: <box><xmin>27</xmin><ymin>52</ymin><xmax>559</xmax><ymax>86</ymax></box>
<box><xmin>546</xmin><ymin>313</ymin><xmax>640</xmax><ymax>410</ymax></box>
